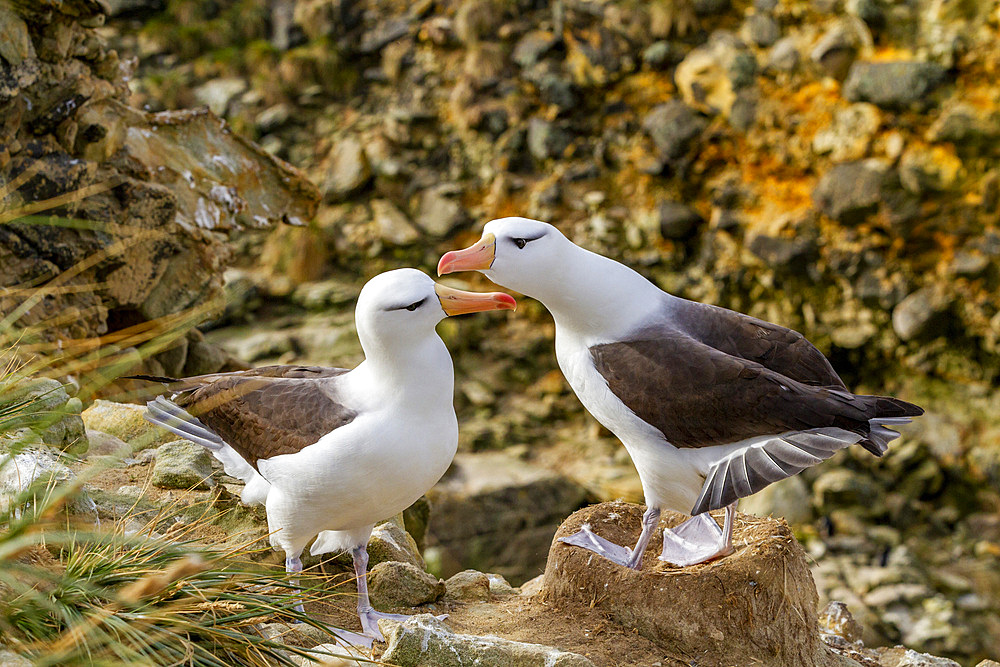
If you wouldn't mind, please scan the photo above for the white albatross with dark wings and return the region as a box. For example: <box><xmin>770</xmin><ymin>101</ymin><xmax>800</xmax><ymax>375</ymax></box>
<box><xmin>438</xmin><ymin>218</ymin><xmax>922</xmax><ymax>569</ymax></box>
<box><xmin>131</xmin><ymin>269</ymin><xmax>515</xmax><ymax>642</ymax></box>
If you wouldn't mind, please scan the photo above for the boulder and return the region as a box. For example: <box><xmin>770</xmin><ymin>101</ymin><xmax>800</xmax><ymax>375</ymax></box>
<box><xmin>321</xmin><ymin>137</ymin><xmax>372</xmax><ymax>201</ymax></box>
<box><xmin>367</xmin><ymin>519</ymin><xmax>425</xmax><ymax>569</ymax></box>
<box><xmin>892</xmin><ymin>287</ymin><xmax>948</xmax><ymax>342</ymax></box>
<box><xmin>367</xmin><ymin>561</ymin><xmax>445</xmax><ymax>610</ymax></box>
<box><xmin>378</xmin><ymin>614</ymin><xmax>595</xmax><ymax>667</ymax></box>
<box><xmin>813</xmin><ymin>160</ymin><xmax>888</xmax><ymax>224</ymax></box>
<box><xmin>642</xmin><ymin>101</ymin><xmax>706</xmax><ymax>165</ymax></box>
<box><xmin>543</xmin><ymin>502</ymin><xmax>836</xmax><ymax>666</ymax></box>
<box><xmin>444</xmin><ymin>569</ymin><xmax>492</xmax><ymax>601</ymax></box>
<box><xmin>82</xmin><ymin>400</ymin><xmax>176</xmax><ymax>451</ymax></box>
<box><xmin>414</xmin><ymin>184</ymin><xmax>466</xmax><ymax>237</ymax></box>
<box><xmin>0</xmin><ymin>377</ymin><xmax>85</xmax><ymax>453</ymax></box>
<box><xmin>0</xmin><ymin>443</ymin><xmax>96</xmax><ymax>517</ymax></box>
<box><xmin>150</xmin><ymin>440</ymin><xmax>214</xmax><ymax>490</ymax></box>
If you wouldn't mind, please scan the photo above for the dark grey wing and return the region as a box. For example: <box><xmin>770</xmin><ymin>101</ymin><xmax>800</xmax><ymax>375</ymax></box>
<box><xmin>670</xmin><ymin>300</ymin><xmax>846</xmax><ymax>389</ymax></box>
<box><xmin>590</xmin><ymin>332</ymin><xmax>874</xmax><ymax>450</ymax></box>
<box><xmin>145</xmin><ymin>370</ymin><xmax>356</xmax><ymax>472</ymax></box>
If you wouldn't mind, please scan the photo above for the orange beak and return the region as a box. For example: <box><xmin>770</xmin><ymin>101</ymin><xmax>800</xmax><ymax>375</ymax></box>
<box><xmin>437</xmin><ymin>233</ymin><xmax>496</xmax><ymax>276</ymax></box>
<box><xmin>434</xmin><ymin>282</ymin><xmax>516</xmax><ymax>316</ymax></box>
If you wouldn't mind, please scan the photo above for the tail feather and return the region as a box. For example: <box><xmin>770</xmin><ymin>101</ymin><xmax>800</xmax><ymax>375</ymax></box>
<box><xmin>144</xmin><ymin>396</ymin><xmax>224</xmax><ymax>451</ymax></box>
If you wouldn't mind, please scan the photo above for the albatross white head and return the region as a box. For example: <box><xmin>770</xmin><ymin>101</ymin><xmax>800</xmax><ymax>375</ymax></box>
<box><xmin>355</xmin><ymin>268</ymin><xmax>516</xmax><ymax>350</ymax></box>
<box><xmin>436</xmin><ymin>218</ymin><xmax>577</xmax><ymax>300</ymax></box>
<box><xmin>437</xmin><ymin>218</ymin><xmax>660</xmax><ymax>336</ymax></box>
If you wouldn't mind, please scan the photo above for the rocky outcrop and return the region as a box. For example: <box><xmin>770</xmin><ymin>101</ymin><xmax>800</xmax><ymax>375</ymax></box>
<box><xmin>0</xmin><ymin>0</ymin><xmax>318</xmax><ymax>380</ymax></box>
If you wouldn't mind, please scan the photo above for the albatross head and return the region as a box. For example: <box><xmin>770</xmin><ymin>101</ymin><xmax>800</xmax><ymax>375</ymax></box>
<box><xmin>437</xmin><ymin>218</ymin><xmax>572</xmax><ymax>298</ymax></box>
<box><xmin>356</xmin><ymin>268</ymin><xmax>516</xmax><ymax>346</ymax></box>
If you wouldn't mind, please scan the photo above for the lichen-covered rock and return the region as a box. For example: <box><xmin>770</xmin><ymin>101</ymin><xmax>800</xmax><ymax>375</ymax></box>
<box><xmin>813</xmin><ymin>160</ymin><xmax>888</xmax><ymax>224</ymax></box>
<box><xmin>82</xmin><ymin>400</ymin><xmax>175</xmax><ymax>451</ymax></box>
<box><xmin>444</xmin><ymin>569</ymin><xmax>492</xmax><ymax>601</ymax></box>
<box><xmin>367</xmin><ymin>561</ymin><xmax>444</xmax><ymax>610</ymax></box>
<box><xmin>367</xmin><ymin>518</ymin><xmax>425</xmax><ymax>569</ymax></box>
<box><xmin>150</xmin><ymin>440</ymin><xmax>213</xmax><ymax>490</ymax></box>
<box><xmin>378</xmin><ymin>614</ymin><xmax>595</xmax><ymax>667</ymax></box>
<box><xmin>0</xmin><ymin>443</ymin><xmax>96</xmax><ymax>517</ymax></box>
<box><xmin>0</xmin><ymin>377</ymin><xmax>86</xmax><ymax>453</ymax></box>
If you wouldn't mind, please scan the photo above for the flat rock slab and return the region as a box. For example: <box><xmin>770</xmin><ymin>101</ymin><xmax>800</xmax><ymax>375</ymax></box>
<box><xmin>378</xmin><ymin>614</ymin><xmax>594</xmax><ymax>667</ymax></box>
<box><xmin>543</xmin><ymin>501</ymin><xmax>836</xmax><ymax>667</ymax></box>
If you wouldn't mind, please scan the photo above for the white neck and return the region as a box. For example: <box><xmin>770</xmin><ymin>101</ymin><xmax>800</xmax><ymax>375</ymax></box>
<box><xmin>529</xmin><ymin>244</ymin><xmax>668</xmax><ymax>341</ymax></box>
<box><xmin>355</xmin><ymin>332</ymin><xmax>455</xmax><ymax>408</ymax></box>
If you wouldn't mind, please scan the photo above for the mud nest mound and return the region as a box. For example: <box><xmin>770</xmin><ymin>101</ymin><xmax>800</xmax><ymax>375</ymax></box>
<box><xmin>543</xmin><ymin>501</ymin><xmax>845</xmax><ymax>667</ymax></box>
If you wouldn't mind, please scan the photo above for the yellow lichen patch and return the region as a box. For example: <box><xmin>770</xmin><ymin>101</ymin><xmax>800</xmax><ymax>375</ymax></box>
<box><xmin>869</xmin><ymin>46</ymin><xmax>916</xmax><ymax>62</ymax></box>
<box><xmin>615</xmin><ymin>71</ymin><xmax>675</xmax><ymax>111</ymax></box>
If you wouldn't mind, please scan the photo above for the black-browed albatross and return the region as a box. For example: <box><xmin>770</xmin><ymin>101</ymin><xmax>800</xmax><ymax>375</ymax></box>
<box><xmin>133</xmin><ymin>269</ymin><xmax>515</xmax><ymax>641</ymax></box>
<box><xmin>438</xmin><ymin>218</ymin><xmax>922</xmax><ymax>569</ymax></box>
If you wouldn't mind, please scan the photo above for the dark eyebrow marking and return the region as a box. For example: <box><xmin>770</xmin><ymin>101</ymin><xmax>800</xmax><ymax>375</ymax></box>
<box><xmin>385</xmin><ymin>297</ymin><xmax>427</xmax><ymax>311</ymax></box>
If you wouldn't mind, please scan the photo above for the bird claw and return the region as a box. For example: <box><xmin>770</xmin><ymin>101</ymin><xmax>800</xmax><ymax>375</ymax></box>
<box><xmin>658</xmin><ymin>513</ymin><xmax>732</xmax><ymax>567</ymax></box>
<box><xmin>558</xmin><ymin>525</ymin><xmax>635</xmax><ymax>568</ymax></box>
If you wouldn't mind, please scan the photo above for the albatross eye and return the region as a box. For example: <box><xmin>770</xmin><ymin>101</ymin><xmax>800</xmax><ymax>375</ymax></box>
<box><xmin>405</xmin><ymin>299</ymin><xmax>423</xmax><ymax>311</ymax></box>
<box><xmin>513</xmin><ymin>238</ymin><xmax>527</xmax><ymax>249</ymax></box>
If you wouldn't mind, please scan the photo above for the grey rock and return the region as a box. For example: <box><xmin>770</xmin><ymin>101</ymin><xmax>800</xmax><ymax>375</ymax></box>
<box><xmin>193</xmin><ymin>78</ymin><xmax>247</xmax><ymax>117</ymax></box>
<box><xmin>948</xmin><ymin>251</ymin><xmax>989</xmax><ymax>277</ymax></box>
<box><xmin>747</xmin><ymin>234</ymin><xmax>816</xmax><ymax>269</ymax></box>
<box><xmin>877</xmin><ymin>647</ymin><xmax>960</xmax><ymax>667</ymax></box>
<box><xmin>184</xmin><ymin>336</ymin><xmax>228</xmax><ymax>376</ymax></box>
<box><xmin>321</xmin><ymin>137</ymin><xmax>372</xmax><ymax>201</ymax></box>
<box><xmin>367</xmin><ymin>561</ymin><xmax>444</xmax><ymax>609</ymax></box>
<box><xmin>512</xmin><ymin>31</ymin><xmax>559</xmax><ymax>69</ymax></box>
<box><xmin>371</xmin><ymin>198</ymin><xmax>420</xmax><ymax>246</ymax></box>
<box><xmin>444</xmin><ymin>569</ymin><xmax>492</xmax><ymax>601</ymax></box>
<box><xmin>892</xmin><ymin>287</ymin><xmax>947</xmax><ymax>342</ymax></box>
<box><xmin>0</xmin><ymin>649</ymin><xmax>32</xmax><ymax>667</ymax></box>
<box><xmin>0</xmin><ymin>378</ymin><xmax>85</xmax><ymax>452</ymax></box>
<box><xmin>380</xmin><ymin>614</ymin><xmax>595</xmax><ymax>667</ymax></box>
<box><xmin>415</xmin><ymin>184</ymin><xmax>466</xmax><ymax>236</ymax></box>
<box><xmin>537</xmin><ymin>73</ymin><xmax>576</xmax><ymax>112</ymax></box>
<box><xmin>0</xmin><ymin>443</ymin><xmax>96</xmax><ymax>517</ymax></box>
<box><xmin>926</xmin><ymin>103</ymin><xmax>1000</xmax><ymax>146</ymax></box>
<box><xmin>257</xmin><ymin>621</ymin><xmax>333</xmax><ymax>648</ymax></box>
<box><xmin>768</xmin><ymin>37</ymin><xmax>800</xmax><ymax>71</ymax></box>
<box><xmin>743</xmin><ymin>13</ymin><xmax>780</xmax><ymax>47</ymax></box>
<box><xmin>527</xmin><ymin>118</ymin><xmax>571</xmax><ymax>161</ymax></box>
<box><xmin>256</xmin><ymin>103</ymin><xmax>292</xmax><ymax>133</ymax></box>
<box><xmin>359</xmin><ymin>17</ymin><xmax>410</xmax><ymax>55</ymax></box>
<box><xmin>813</xmin><ymin>160</ymin><xmax>887</xmax><ymax>224</ymax></box>
<box><xmin>843</xmin><ymin>61</ymin><xmax>947</xmax><ymax>110</ymax></box>
<box><xmin>657</xmin><ymin>201</ymin><xmax>704</xmax><ymax>239</ymax></box>
<box><xmin>85</xmin><ymin>429</ymin><xmax>131</xmax><ymax>459</ymax></box>
<box><xmin>642</xmin><ymin>100</ymin><xmax>706</xmax><ymax>162</ymax></box>
<box><xmin>150</xmin><ymin>440</ymin><xmax>214</xmax><ymax>490</ymax></box>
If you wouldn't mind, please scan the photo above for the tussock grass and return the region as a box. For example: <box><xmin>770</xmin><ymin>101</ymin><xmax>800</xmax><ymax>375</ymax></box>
<box><xmin>0</xmin><ymin>178</ymin><xmax>369</xmax><ymax>665</ymax></box>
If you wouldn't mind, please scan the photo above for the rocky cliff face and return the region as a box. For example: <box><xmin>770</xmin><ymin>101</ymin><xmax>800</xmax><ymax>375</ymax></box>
<box><xmin>0</xmin><ymin>0</ymin><xmax>318</xmax><ymax>380</ymax></box>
